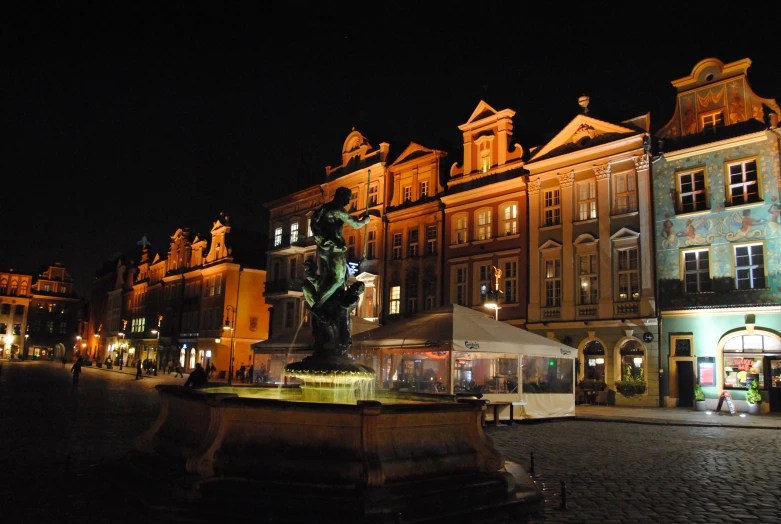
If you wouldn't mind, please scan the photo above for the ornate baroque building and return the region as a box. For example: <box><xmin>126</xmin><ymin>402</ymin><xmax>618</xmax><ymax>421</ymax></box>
<box><xmin>652</xmin><ymin>58</ymin><xmax>781</xmax><ymax>413</ymax></box>
<box><xmin>0</xmin><ymin>269</ymin><xmax>34</xmax><ymax>359</ymax></box>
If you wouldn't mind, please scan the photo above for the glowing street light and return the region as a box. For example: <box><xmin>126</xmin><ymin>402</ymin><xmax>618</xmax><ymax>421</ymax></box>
<box><xmin>223</xmin><ymin>305</ymin><xmax>237</xmax><ymax>386</ymax></box>
<box><xmin>484</xmin><ymin>265</ymin><xmax>503</xmax><ymax>321</ymax></box>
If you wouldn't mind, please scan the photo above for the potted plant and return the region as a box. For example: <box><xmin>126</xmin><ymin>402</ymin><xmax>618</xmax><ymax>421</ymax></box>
<box><xmin>694</xmin><ymin>383</ymin><xmax>706</xmax><ymax>411</ymax></box>
<box><xmin>614</xmin><ymin>366</ymin><xmax>647</xmax><ymax>399</ymax></box>
<box><xmin>745</xmin><ymin>380</ymin><xmax>762</xmax><ymax>415</ymax></box>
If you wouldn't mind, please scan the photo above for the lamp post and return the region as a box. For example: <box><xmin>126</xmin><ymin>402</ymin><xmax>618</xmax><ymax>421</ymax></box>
<box><xmin>151</xmin><ymin>315</ymin><xmax>162</xmax><ymax>376</ymax></box>
<box><xmin>24</xmin><ymin>334</ymin><xmax>29</xmax><ymax>359</ymax></box>
<box><xmin>484</xmin><ymin>265</ymin><xmax>503</xmax><ymax>321</ymax></box>
<box><xmin>223</xmin><ymin>305</ymin><xmax>237</xmax><ymax>385</ymax></box>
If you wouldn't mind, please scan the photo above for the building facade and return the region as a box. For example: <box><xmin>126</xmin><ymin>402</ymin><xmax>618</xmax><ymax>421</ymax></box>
<box><xmin>524</xmin><ymin>99</ymin><xmax>659</xmax><ymax>406</ymax></box>
<box><xmin>441</xmin><ymin>101</ymin><xmax>528</xmax><ymax>327</ymax></box>
<box><xmin>652</xmin><ymin>58</ymin><xmax>781</xmax><ymax>413</ymax></box>
<box><xmin>0</xmin><ymin>269</ymin><xmax>33</xmax><ymax>359</ymax></box>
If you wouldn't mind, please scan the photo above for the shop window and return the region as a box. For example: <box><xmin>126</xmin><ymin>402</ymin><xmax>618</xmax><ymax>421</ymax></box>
<box><xmin>522</xmin><ymin>355</ymin><xmax>573</xmax><ymax>394</ymax></box>
<box><xmin>722</xmin><ymin>333</ymin><xmax>781</xmax><ymax>390</ymax></box>
<box><xmin>583</xmin><ymin>340</ymin><xmax>605</xmax><ymax>381</ymax></box>
<box><xmin>619</xmin><ymin>340</ymin><xmax>645</xmax><ymax>382</ymax></box>
<box><xmin>454</xmin><ymin>351</ymin><xmax>520</xmax><ymax>394</ymax></box>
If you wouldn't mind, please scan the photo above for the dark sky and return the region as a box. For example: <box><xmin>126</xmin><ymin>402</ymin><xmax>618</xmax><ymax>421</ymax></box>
<box><xmin>4</xmin><ymin>3</ymin><xmax>779</xmax><ymax>297</ymax></box>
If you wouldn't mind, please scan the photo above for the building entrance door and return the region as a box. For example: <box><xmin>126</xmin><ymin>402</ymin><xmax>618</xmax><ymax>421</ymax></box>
<box><xmin>677</xmin><ymin>361</ymin><xmax>694</xmax><ymax>408</ymax></box>
<box><xmin>767</xmin><ymin>357</ymin><xmax>781</xmax><ymax>413</ymax></box>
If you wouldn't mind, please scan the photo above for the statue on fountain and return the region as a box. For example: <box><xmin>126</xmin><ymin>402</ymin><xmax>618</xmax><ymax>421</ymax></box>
<box><xmin>286</xmin><ymin>187</ymin><xmax>375</xmax><ymax>378</ymax></box>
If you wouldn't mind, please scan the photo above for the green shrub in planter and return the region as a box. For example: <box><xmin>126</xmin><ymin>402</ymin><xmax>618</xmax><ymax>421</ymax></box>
<box><xmin>745</xmin><ymin>380</ymin><xmax>762</xmax><ymax>404</ymax></box>
<box><xmin>694</xmin><ymin>384</ymin><xmax>705</xmax><ymax>402</ymax></box>
<box><xmin>614</xmin><ymin>380</ymin><xmax>647</xmax><ymax>398</ymax></box>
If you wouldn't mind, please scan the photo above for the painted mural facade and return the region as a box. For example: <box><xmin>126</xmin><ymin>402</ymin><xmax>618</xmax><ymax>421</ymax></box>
<box><xmin>653</xmin><ymin>58</ymin><xmax>781</xmax><ymax>412</ymax></box>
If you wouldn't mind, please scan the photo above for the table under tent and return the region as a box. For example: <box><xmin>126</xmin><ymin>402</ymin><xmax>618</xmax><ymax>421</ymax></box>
<box><xmin>350</xmin><ymin>304</ymin><xmax>577</xmax><ymax>420</ymax></box>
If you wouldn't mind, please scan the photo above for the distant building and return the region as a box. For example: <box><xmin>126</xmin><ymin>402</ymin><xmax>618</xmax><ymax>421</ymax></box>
<box><xmin>0</xmin><ymin>269</ymin><xmax>34</xmax><ymax>359</ymax></box>
<box><xmin>27</xmin><ymin>263</ymin><xmax>84</xmax><ymax>360</ymax></box>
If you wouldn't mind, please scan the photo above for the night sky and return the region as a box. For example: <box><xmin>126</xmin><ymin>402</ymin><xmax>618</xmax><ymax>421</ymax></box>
<box><xmin>4</xmin><ymin>3</ymin><xmax>779</xmax><ymax>297</ymax></box>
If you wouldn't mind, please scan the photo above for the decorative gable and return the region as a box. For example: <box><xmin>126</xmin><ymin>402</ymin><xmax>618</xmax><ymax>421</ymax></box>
<box><xmin>530</xmin><ymin>115</ymin><xmax>638</xmax><ymax>161</ymax></box>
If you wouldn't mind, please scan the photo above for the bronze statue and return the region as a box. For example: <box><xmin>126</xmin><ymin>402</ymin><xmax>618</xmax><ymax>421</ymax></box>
<box><xmin>302</xmin><ymin>186</ymin><xmax>370</xmax><ymax>356</ymax></box>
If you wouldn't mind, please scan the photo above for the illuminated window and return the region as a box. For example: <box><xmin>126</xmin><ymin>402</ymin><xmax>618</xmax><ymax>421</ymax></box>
<box><xmin>426</xmin><ymin>225</ymin><xmax>437</xmax><ymax>255</ymax></box>
<box><xmin>503</xmin><ymin>260</ymin><xmax>517</xmax><ymax>304</ymax></box>
<box><xmin>727</xmin><ymin>159</ymin><xmax>760</xmax><ymax>205</ymax></box>
<box><xmin>454</xmin><ymin>214</ymin><xmax>468</xmax><ymax>244</ymax></box>
<box><xmin>544</xmin><ymin>259</ymin><xmax>561</xmax><ymax>307</ymax></box>
<box><xmin>578</xmin><ymin>254</ymin><xmax>598</xmax><ymax>304</ymax></box>
<box><xmin>734</xmin><ymin>242</ymin><xmax>765</xmax><ymax>289</ymax></box>
<box><xmin>576</xmin><ymin>181</ymin><xmax>597</xmax><ymax>220</ymax></box>
<box><xmin>475</xmin><ymin>209</ymin><xmax>492</xmax><ymax>240</ymax></box>
<box><xmin>617</xmin><ymin>248</ymin><xmax>639</xmax><ymax>301</ymax></box>
<box><xmin>389</xmin><ymin>286</ymin><xmax>401</xmax><ymax>314</ymax></box>
<box><xmin>701</xmin><ymin>110</ymin><xmax>724</xmax><ymax>131</ymax></box>
<box><xmin>501</xmin><ymin>203</ymin><xmax>517</xmax><ymax>236</ymax></box>
<box><xmin>683</xmin><ymin>248</ymin><xmax>711</xmax><ymax>293</ymax></box>
<box><xmin>403</xmin><ymin>186</ymin><xmax>412</xmax><ymax>202</ymax></box>
<box><xmin>392</xmin><ymin>233</ymin><xmax>402</xmax><ymax>260</ymax></box>
<box><xmin>543</xmin><ymin>189</ymin><xmax>561</xmax><ymax>226</ymax></box>
<box><xmin>614</xmin><ymin>173</ymin><xmax>637</xmax><ymax>214</ymax></box>
<box><xmin>419</xmin><ymin>180</ymin><xmax>428</xmax><ymax>198</ymax></box>
<box><xmin>619</xmin><ymin>340</ymin><xmax>645</xmax><ymax>381</ymax></box>
<box><xmin>274</xmin><ymin>227</ymin><xmax>282</xmax><ymax>246</ymax></box>
<box><xmin>290</xmin><ymin>222</ymin><xmax>299</xmax><ymax>243</ymax></box>
<box><xmin>722</xmin><ymin>333</ymin><xmax>781</xmax><ymax>390</ymax></box>
<box><xmin>480</xmin><ymin>144</ymin><xmax>491</xmax><ymax>173</ymax></box>
<box><xmin>307</xmin><ymin>217</ymin><xmax>313</xmax><ymax>237</ymax></box>
<box><xmin>677</xmin><ymin>169</ymin><xmax>707</xmax><ymax>213</ymax></box>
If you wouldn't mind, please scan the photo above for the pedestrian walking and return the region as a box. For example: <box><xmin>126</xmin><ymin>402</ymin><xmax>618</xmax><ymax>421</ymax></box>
<box><xmin>71</xmin><ymin>357</ymin><xmax>83</xmax><ymax>385</ymax></box>
<box><xmin>61</xmin><ymin>356</ymin><xmax>67</xmax><ymax>368</ymax></box>
<box><xmin>184</xmin><ymin>362</ymin><xmax>208</xmax><ymax>388</ymax></box>
<box><xmin>135</xmin><ymin>359</ymin><xmax>143</xmax><ymax>380</ymax></box>
<box><xmin>174</xmin><ymin>365</ymin><xmax>184</xmax><ymax>378</ymax></box>
<box><xmin>209</xmin><ymin>362</ymin><xmax>216</xmax><ymax>379</ymax></box>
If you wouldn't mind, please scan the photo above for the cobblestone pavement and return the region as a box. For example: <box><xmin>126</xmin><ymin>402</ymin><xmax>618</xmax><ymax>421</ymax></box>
<box><xmin>2</xmin><ymin>360</ymin><xmax>780</xmax><ymax>523</ymax></box>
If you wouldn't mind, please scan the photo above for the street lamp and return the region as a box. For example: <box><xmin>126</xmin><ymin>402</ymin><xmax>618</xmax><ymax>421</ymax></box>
<box><xmin>223</xmin><ymin>305</ymin><xmax>237</xmax><ymax>385</ymax></box>
<box><xmin>24</xmin><ymin>334</ymin><xmax>29</xmax><ymax>359</ymax></box>
<box><xmin>151</xmin><ymin>315</ymin><xmax>162</xmax><ymax>376</ymax></box>
<box><xmin>484</xmin><ymin>265</ymin><xmax>503</xmax><ymax>321</ymax></box>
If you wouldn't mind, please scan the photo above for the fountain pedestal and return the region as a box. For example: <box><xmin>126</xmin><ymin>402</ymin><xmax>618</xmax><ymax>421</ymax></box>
<box><xmin>132</xmin><ymin>385</ymin><xmax>543</xmax><ymax>522</ymax></box>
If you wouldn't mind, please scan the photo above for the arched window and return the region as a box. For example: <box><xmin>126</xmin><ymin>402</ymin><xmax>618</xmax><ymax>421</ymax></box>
<box><xmin>722</xmin><ymin>332</ymin><xmax>781</xmax><ymax>390</ymax></box>
<box><xmin>583</xmin><ymin>340</ymin><xmax>605</xmax><ymax>381</ymax></box>
<box><xmin>618</xmin><ymin>340</ymin><xmax>645</xmax><ymax>381</ymax></box>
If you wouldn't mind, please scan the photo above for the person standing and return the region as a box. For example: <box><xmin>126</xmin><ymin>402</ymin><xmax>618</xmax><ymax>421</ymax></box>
<box><xmin>135</xmin><ymin>359</ymin><xmax>143</xmax><ymax>380</ymax></box>
<box><xmin>71</xmin><ymin>357</ymin><xmax>83</xmax><ymax>385</ymax></box>
<box><xmin>174</xmin><ymin>364</ymin><xmax>184</xmax><ymax>378</ymax></box>
<box><xmin>184</xmin><ymin>363</ymin><xmax>208</xmax><ymax>388</ymax></box>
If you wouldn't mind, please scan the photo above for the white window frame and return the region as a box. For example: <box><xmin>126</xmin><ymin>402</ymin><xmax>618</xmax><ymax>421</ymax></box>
<box><xmin>290</xmin><ymin>222</ymin><xmax>299</xmax><ymax>243</ymax></box>
<box><xmin>613</xmin><ymin>172</ymin><xmax>637</xmax><ymax>215</ymax></box>
<box><xmin>419</xmin><ymin>180</ymin><xmax>428</xmax><ymax>198</ymax></box>
<box><xmin>576</xmin><ymin>180</ymin><xmax>597</xmax><ymax>221</ymax></box>
<box><xmin>727</xmin><ymin>158</ymin><xmax>760</xmax><ymax>206</ymax></box>
<box><xmin>500</xmin><ymin>202</ymin><xmax>517</xmax><ymax>236</ymax></box>
<box><xmin>682</xmin><ymin>248</ymin><xmax>712</xmax><ymax>293</ymax></box>
<box><xmin>475</xmin><ymin>208</ymin><xmax>492</xmax><ymax>240</ymax></box>
<box><xmin>616</xmin><ymin>247</ymin><xmax>639</xmax><ymax>302</ymax></box>
<box><xmin>543</xmin><ymin>189</ymin><xmax>561</xmax><ymax>226</ymax></box>
<box><xmin>733</xmin><ymin>241</ymin><xmax>766</xmax><ymax>290</ymax></box>
<box><xmin>403</xmin><ymin>185</ymin><xmax>412</xmax><ymax>202</ymax></box>
<box><xmin>677</xmin><ymin>169</ymin><xmax>707</xmax><ymax>213</ymax></box>
<box><xmin>701</xmin><ymin>109</ymin><xmax>724</xmax><ymax>131</ymax></box>
<box><xmin>389</xmin><ymin>285</ymin><xmax>401</xmax><ymax>314</ymax></box>
<box><xmin>454</xmin><ymin>214</ymin><xmax>468</xmax><ymax>245</ymax></box>
<box><xmin>274</xmin><ymin>227</ymin><xmax>283</xmax><ymax>246</ymax></box>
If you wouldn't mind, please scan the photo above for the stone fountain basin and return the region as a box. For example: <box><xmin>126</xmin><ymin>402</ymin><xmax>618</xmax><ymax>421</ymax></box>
<box><xmin>133</xmin><ymin>385</ymin><xmax>543</xmax><ymax>521</ymax></box>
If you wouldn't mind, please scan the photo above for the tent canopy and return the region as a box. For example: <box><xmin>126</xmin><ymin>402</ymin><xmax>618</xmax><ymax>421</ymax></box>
<box><xmin>351</xmin><ymin>304</ymin><xmax>575</xmax><ymax>359</ymax></box>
